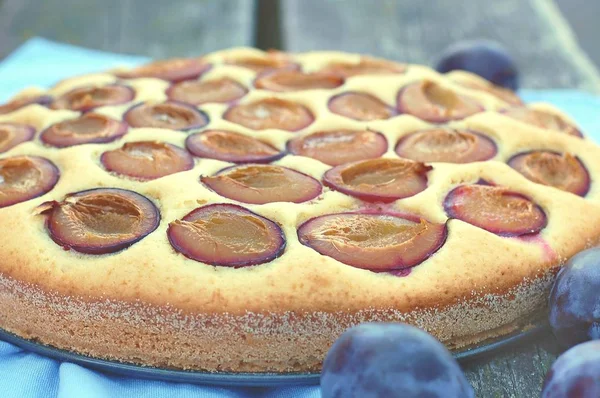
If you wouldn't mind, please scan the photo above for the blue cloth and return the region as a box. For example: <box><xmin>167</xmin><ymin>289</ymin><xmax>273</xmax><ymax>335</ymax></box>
<box><xmin>1</xmin><ymin>37</ymin><xmax>600</xmax><ymax>398</ymax></box>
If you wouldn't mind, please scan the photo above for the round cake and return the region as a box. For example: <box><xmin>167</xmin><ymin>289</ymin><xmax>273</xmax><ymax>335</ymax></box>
<box><xmin>0</xmin><ymin>48</ymin><xmax>599</xmax><ymax>373</ymax></box>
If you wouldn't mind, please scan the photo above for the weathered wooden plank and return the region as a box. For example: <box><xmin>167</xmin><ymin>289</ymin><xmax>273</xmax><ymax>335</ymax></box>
<box><xmin>281</xmin><ymin>0</ymin><xmax>600</xmax><ymax>92</ymax></box>
<box><xmin>0</xmin><ymin>0</ymin><xmax>255</xmax><ymax>59</ymax></box>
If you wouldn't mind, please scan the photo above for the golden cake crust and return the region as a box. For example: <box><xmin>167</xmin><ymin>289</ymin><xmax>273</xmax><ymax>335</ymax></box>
<box><xmin>1</xmin><ymin>48</ymin><xmax>600</xmax><ymax>372</ymax></box>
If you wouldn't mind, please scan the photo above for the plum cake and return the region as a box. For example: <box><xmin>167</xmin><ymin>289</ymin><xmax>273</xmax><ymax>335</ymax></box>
<box><xmin>0</xmin><ymin>48</ymin><xmax>599</xmax><ymax>373</ymax></box>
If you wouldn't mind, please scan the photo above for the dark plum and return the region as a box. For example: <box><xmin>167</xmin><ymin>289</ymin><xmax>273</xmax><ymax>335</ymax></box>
<box><xmin>166</xmin><ymin>78</ymin><xmax>248</xmax><ymax>105</ymax></box>
<box><xmin>223</xmin><ymin>98</ymin><xmax>314</xmax><ymax>131</ymax></box>
<box><xmin>298</xmin><ymin>212</ymin><xmax>446</xmax><ymax>271</ymax></box>
<box><xmin>397</xmin><ymin>80</ymin><xmax>482</xmax><ymax>123</ymax></box>
<box><xmin>287</xmin><ymin>129</ymin><xmax>388</xmax><ymax>166</ymax></box>
<box><xmin>115</xmin><ymin>58</ymin><xmax>211</xmax><ymax>82</ymax></box>
<box><xmin>101</xmin><ymin>141</ymin><xmax>194</xmax><ymax>180</ymax></box>
<box><xmin>328</xmin><ymin>92</ymin><xmax>395</xmax><ymax>121</ymax></box>
<box><xmin>0</xmin><ymin>123</ymin><xmax>35</xmax><ymax>153</ymax></box>
<box><xmin>449</xmin><ymin>73</ymin><xmax>523</xmax><ymax>105</ymax></box>
<box><xmin>508</xmin><ymin>151</ymin><xmax>590</xmax><ymax>196</ymax></box>
<box><xmin>185</xmin><ymin>130</ymin><xmax>283</xmax><ymax>163</ymax></box>
<box><xmin>254</xmin><ymin>69</ymin><xmax>344</xmax><ymax>92</ymax></box>
<box><xmin>395</xmin><ymin>128</ymin><xmax>497</xmax><ymax>163</ymax></box>
<box><xmin>323</xmin><ymin>158</ymin><xmax>431</xmax><ymax>202</ymax></box>
<box><xmin>50</xmin><ymin>84</ymin><xmax>135</xmax><ymax>112</ymax></box>
<box><xmin>0</xmin><ymin>95</ymin><xmax>52</xmax><ymax>115</ymax></box>
<box><xmin>124</xmin><ymin>101</ymin><xmax>208</xmax><ymax>131</ymax></box>
<box><xmin>318</xmin><ymin>57</ymin><xmax>406</xmax><ymax>77</ymax></box>
<box><xmin>321</xmin><ymin>323</ymin><xmax>474</xmax><ymax>398</ymax></box>
<box><xmin>41</xmin><ymin>113</ymin><xmax>128</xmax><ymax>148</ymax></box>
<box><xmin>502</xmin><ymin>107</ymin><xmax>583</xmax><ymax>138</ymax></box>
<box><xmin>167</xmin><ymin>203</ymin><xmax>285</xmax><ymax>267</ymax></box>
<box><xmin>0</xmin><ymin>156</ymin><xmax>59</xmax><ymax>208</ymax></box>
<box><xmin>202</xmin><ymin>164</ymin><xmax>321</xmax><ymax>204</ymax></box>
<box><xmin>549</xmin><ymin>247</ymin><xmax>600</xmax><ymax>347</ymax></box>
<box><xmin>435</xmin><ymin>40</ymin><xmax>519</xmax><ymax>90</ymax></box>
<box><xmin>542</xmin><ymin>340</ymin><xmax>600</xmax><ymax>398</ymax></box>
<box><xmin>40</xmin><ymin>188</ymin><xmax>159</xmax><ymax>254</ymax></box>
<box><xmin>444</xmin><ymin>184</ymin><xmax>547</xmax><ymax>236</ymax></box>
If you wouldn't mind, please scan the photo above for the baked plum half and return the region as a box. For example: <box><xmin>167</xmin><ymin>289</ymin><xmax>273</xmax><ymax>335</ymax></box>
<box><xmin>224</xmin><ymin>53</ymin><xmax>296</xmax><ymax>72</ymax></box>
<box><xmin>0</xmin><ymin>95</ymin><xmax>52</xmax><ymax>115</ymax></box>
<box><xmin>328</xmin><ymin>92</ymin><xmax>395</xmax><ymax>121</ymax></box>
<box><xmin>50</xmin><ymin>84</ymin><xmax>135</xmax><ymax>112</ymax></box>
<box><xmin>40</xmin><ymin>188</ymin><xmax>159</xmax><ymax>254</ymax></box>
<box><xmin>298</xmin><ymin>212</ymin><xmax>446</xmax><ymax>271</ymax></box>
<box><xmin>224</xmin><ymin>98</ymin><xmax>313</xmax><ymax>131</ymax></box>
<box><xmin>115</xmin><ymin>58</ymin><xmax>211</xmax><ymax>82</ymax></box>
<box><xmin>185</xmin><ymin>130</ymin><xmax>283</xmax><ymax>163</ymax></box>
<box><xmin>254</xmin><ymin>69</ymin><xmax>344</xmax><ymax>92</ymax></box>
<box><xmin>395</xmin><ymin>128</ymin><xmax>497</xmax><ymax>163</ymax></box>
<box><xmin>318</xmin><ymin>57</ymin><xmax>406</xmax><ymax>77</ymax></box>
<box><xmin>287</xmin><ymin>129</ymin><xmax>388</xmax><ymax>166</ymax></box>
<box><xmin>101</xmin><ymin>141</ymin><xmax>194</xmax><ymax>180</ymax></box>
<box><xmin>323</xmin><ymin>158</ymin><xmax>431</xmax><ymax>202</ymax></box>
<box><xmin>166</xmin><ymin>78</ymin><xmax>248</xmax><ymax>105</ymax></box>
<box><xmin>124</xmin><ymin>101</ymin><xmax>208</xmax><ymax>131</ymax></box>
<box><xmin>202</xmin><ymin>164</ymin><xmax>321</xmax><ymax>204</ymax></box>
<box><xmin>444</xmin><ymin>183</ymin><xmax>547</xmax><ymax>236</ymax></box>
<box><xmin>450</xmin><ymin>75</ymin><xmax>523</xmax><ymax>105</ymax></box>
<box><xmin>0</xmin><ymin>156</ymin><xmax>59</xmax><ymax>208</ymax></box>
<box><xmin>397</xmin><ymin>80</ymin><xmax>482</xmax><ymax>123</ymax></box>
<box><xmin>508</xmin><ymin>151</ymin><xmax>590</xmax><ymax>196</ymax></box>
<box><xmin>502</xmin><ymin>107</ymin><xmax>583</xmax><ymax>138</ymax></box>
<box><xmin>167</xmin><ymin>203</ymin><xmax>285</xmax><ymax>267</ymax></box>
<box><xmin>0</xmin><ymin>123</ymin><xmax>35</xmax><ymax>153</ymax></box>
<box><xmin>41</xmin><ymin>113</ymin><xmax>128</xmax><ymax>147</ymax></box>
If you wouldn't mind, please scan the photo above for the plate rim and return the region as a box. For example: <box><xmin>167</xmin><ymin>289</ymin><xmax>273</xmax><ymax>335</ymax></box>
<box><xmin>0</xmin><ymin>322</ymin><xmax>547</xmax><ymax>387</ymax></box>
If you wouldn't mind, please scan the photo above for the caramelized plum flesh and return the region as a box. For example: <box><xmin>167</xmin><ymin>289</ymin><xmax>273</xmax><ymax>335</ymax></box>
<box><xmin>395</xmin><ymin>128</ymin><xmax>497</xmax><ymax>163</ymax></box>
<box><xmin>42</xmin><ymin>188</ymin><xmax>159</xmax><ymax>254</ymax></box>
<box><xmin>51</xmin><ymin>84</ymin><xmax>135</xmax><ymax>112</ymax></box>
<box><xmin>224</xmin><ymin>98</ymin><xmax>313</xmax><ymax>131</ymax></box>
<box><xmin>185</xmin><ymin>130</ymin><xmax>282</xmax><ymax>163</ymax></box>
<box><xmin>101</xmin><ymin>141</ymin><xmax>194</xmax><ymax>180</ymax></box>
<box><xmin>508</xmin><ymin>151</ymin><xmax>590</xmax><ymax>196</ymax></box>
<box><xmin>254</xmin><ymin>70</ymin><xmax>344</xmax><ymax>91</ymax></box>
<box><xmin>0</xmin><ymin>123</ymin><xmax>35</xmax><ymax>153</ymax></box>
<box><xmin>167</xmin><ymin>203</ymin><xmax>285</xmax><ymax>267</ymax></box>
<box><xmin>115</xmin><ymin>58</ymin><xmax>210</xmax><ymax>82</ymax></box>
<box><xmin>224</xmin><ymin>53</ymin><xmax>296</xmax><ymax>72</ymax></box>
<box><xmin>298</xmin><ymin>212</ymin><xmax>446</xmax><ymax>271</ymax></box>
<box><xmin>502</xmin><ymin>108</ymin><xmax>583</xmax><ymax>138</ymax></box>
<box><xmin>202</xmin><ymin>164</ymin><xmax>322</xmax><ymax>204</ymax></box>
<box><xmin>397</xmin><ymin>80</ymin><xmax>482</xmax><ymax>123</ymax></box>
<box><xmin>0</xmin><ymin>156</ymin><xmax>59</xmax><ymax>208</ymax></box>
<box><xmin>452</xmin><ymin>77</ymin><xmax>522</xmax><ymax>105</ymax></box>
<box><xmin>124</xmin><ymin>101</ymin><xmax>208</xmax><ymax>131</ymax></box>
<box><xmin>0</xmin><ymin>95</ymin><xmax>52</xmax><ymax>115</ymax></box>
<box><xmin>318</xmin><ymin>57</ymin><xmax>406</xmax><ymax>77</ymax></box>
<box><xmin>328</xmin><ymin>92</ymin><xmax>394</xmax><ymax>121</ymax></box>
<box><xmin>166</xmin><ymin>78</ymin><xmax>248</xmax><ymax>105</ymax></box>
<box><xmin>287</xmin><ymin>130</ymin><xmax>388</xmax><ymax>166</ymax></box>
<box><xmin>41</xmin><ymin>113</ymin><xmax>127</xmax><ymax>147</ymax></box>
<box><xmin>323</xmin><ymin>158</ymin><xmax>431</xmax><ymax>202</ymax></box>
<box><xmin>444</xmin><ymin>184</ymin><xmax>546</xmax><ymax>236</ymax></box>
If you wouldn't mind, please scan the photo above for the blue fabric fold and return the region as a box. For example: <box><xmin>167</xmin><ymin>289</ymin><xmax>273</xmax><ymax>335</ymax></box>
<box><xmin>0</xmin><ymin>37</ymin><xmax>599</xmax><ymax>398</ymax></box>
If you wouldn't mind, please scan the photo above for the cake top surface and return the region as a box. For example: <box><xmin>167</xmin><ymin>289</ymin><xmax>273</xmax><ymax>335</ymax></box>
<box><xmin>1</xmin><ymin>47</ymin><xmax>600</xmax><ymax>316</ymax></box>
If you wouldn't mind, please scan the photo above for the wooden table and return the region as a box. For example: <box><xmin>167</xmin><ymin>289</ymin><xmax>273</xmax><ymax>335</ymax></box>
<box><xmin>1</xmin><ymin>0</ymin><xmax>599</xmax><ymax>396</ymax></box>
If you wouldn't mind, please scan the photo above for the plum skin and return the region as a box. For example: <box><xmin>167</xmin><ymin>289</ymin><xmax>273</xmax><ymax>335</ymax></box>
<box><xmin>435</xmin><ymin>40</ymin><xmax>519</xmax><ymax>90</ymax></box>
<box><xmin>549</xmin><ymin>247</ymin><xmax>600</xmax><ymax>348</ymax></box>
<box><xmin>321</xmin><ymin>323</ymin><xmax>474</xmax><ymax>398</ymax></box>
<box><xmin>542</xmin><ymin>340</ymin><xmax>600</xmax><ymax>398</ymax></box>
